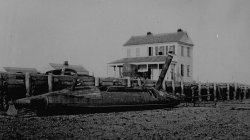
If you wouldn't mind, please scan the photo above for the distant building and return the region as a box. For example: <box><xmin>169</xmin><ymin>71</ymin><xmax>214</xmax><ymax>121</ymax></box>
<box><xmin>108</xmin><ymin>29</ymin><xmax>194</xmax><ymax>82</ymax></box>
<box><xmin>3</xmin><ymin>67</ymin><xmax>39</xmax><ymax>74</ymax></box>
<box><xmin>46</xmin><ymin>61</ymin><xmax>89</xmax><ymax>76</ymax></box>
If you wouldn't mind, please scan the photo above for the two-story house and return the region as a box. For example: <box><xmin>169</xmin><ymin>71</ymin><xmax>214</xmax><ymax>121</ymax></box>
<box><xmin>108</xmin><ymin>29</ymin><xmax>194</xmax><ymax>82</ymax></box>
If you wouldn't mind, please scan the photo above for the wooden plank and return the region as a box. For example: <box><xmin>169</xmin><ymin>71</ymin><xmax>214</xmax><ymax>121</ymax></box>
<box><xmin>81</xmin><ymin>81</ymin><xmax>95</xmax><ymax>86</ymax></box>
<box><xmin>60</xmin><ymin>81</ymin><xmax>74</xmax><ymax>86</ymax></box>
<box><xmin>166</xmin><ymin>81</ymin><xmax>172</xmax><ymax>87</ymax></box>
<box><xmin>101</xmin><ymin>81</ymin><xmax>114</xmax><ymax>86</ymax></box>
<box><xmin>30</xmin><ymin>74</ymin><xmax>48</xmax><ymax>81</ymax></box>
<box><xmin>53</xmin><ymin>75</ymin><xmax>74</xmax><ymax>81</ymax></box>
<box><xmin>78</xmin><ymin>76</ymin><xmax>95</xmax><ymax>82</ymax></box>
<box><xmin>33</xmin><ymin>81</ymin><xmax>48</xmax><ymax>86</ymax></box>
<box><xmin>100</xmin><ymin>77</ymin><xmax>118</xmax><ymax>82</ymax></box>
<box><xmin>6</xmin><ymin>79</ymin><xmax>24</xmax><ymax>85</ymax></box>
<box><xmin>174</xmin><ymin>82</ymin><xmax>181</xmax><ymax>88</ymax></box>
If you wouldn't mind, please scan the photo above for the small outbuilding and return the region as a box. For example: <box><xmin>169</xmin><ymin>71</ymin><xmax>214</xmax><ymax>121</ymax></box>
<box><xmin>47</xmin><ymin>61</ymin><xmax>89</xmax><ymax>76</ymax></box>
<box><xmin>2</xmin><ymin>67</ymin><xmax>39</xmax><ymax>74</ymax></box>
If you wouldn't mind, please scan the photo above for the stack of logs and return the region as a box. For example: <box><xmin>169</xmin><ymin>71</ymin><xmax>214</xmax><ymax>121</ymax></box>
<box><xmin>1</xmin><ymin>72</ymin><xmax>250</xmax><ymax>110</ymax></box>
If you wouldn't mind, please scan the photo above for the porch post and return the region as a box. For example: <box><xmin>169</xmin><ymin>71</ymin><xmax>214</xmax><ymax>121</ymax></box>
<box><xmin>118</xmin><ymin>66</ymin><xmax>122</xmax><ymax>78</ymax></box>
<box><xmin>157</xmin><ymin>63</ymin><xmax>160</xmax><ymax>80</ymax></box>
<box><xmin>113</xmin><ymin>66</ymin><xmax>116</xmax><ymax>77</ymax></box>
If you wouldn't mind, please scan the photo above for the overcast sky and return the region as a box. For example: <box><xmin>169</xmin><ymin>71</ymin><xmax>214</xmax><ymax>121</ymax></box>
<box><xmin>0</xmin><ymin>0</ymin><xmax>249</xmax><ymax>83</ymax></box>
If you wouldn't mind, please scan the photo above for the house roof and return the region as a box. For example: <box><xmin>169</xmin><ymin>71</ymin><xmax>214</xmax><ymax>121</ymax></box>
<box><xmin>109</xmin><ymin>56</ymin><xmax>173</xmax><ymax>65</ymax></box>
<box><xmin>3</xmin><ymin>67</ymin><xmax>38</xmax><ymax>73</ymax></box>
<box><xmin>124</xmin><ymin>31</ymin><xmax>194</xmax><ymax>46</ymax></box>
<box><xmin>49</xmin><ymin>63</ymin><xmax>89</xmax><ymax>74</ymax></box>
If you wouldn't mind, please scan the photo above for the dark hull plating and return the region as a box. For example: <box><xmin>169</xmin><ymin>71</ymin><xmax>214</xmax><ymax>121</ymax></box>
<box><xmin>15</xmin><ymin>86</ymin><xmax>180</xmax><ymax>115</ymax></box>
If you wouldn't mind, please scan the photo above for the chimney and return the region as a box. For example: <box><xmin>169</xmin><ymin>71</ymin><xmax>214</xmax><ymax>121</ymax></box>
<box><xmin>147</xmin><ymin>32</ymin><xmax>152</xmax><ymax>35</ymax></box>
<box><xmin>177</xmin><ymin>29</ymin><xmax>183</xmax><ymax>32</ymax></box>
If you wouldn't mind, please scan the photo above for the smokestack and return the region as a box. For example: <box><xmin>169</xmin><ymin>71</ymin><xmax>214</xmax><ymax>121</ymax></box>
<box><xmin>177</xmin><ymin>29</ymin><xmax>183</xmax><ymax>32</ymax></box>
<box><xmin>147</xmin><ymin>32</ymin><xmax>152</xmax><ymax>35</ymax></box>
<box><xmin>64</xmin><ymin>61</ymin><xmax>69</xmax><ymax>67</ymax></box>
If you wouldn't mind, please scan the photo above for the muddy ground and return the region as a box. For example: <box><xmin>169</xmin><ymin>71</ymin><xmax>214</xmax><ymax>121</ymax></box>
<box><xmin>0</xmin><ymin>100</ymin><xmax>250</xmax><ymax>140</ymax></box>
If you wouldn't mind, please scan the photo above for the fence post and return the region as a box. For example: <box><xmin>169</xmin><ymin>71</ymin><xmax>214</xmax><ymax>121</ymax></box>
<box><xmin>213</xmin><ymin>83</ymin><xmax>217</xmax><ymax>102</ymax></box>
<box><xmin>48</xmin><ymin>74</ymin><xmax>53</xmax><ymax>92</ymax></box>
<box><xmin>234</xmin><ymin>83</ymin><xmax>237</xmax><ymax>100</ymax></box>
<box><xmin>227</xmin><ymin>83</ymin><xmax>230</xmax><ymax>100</ymax></box>
<box><xmin>95</xmin><ymin>77</ymin><xmax>100</xmax><ymax>87</ymax></box>
<box><xmin>172</xmin><ymin>80</ymin><xmax>175</xmax><ymax>94</ymax></box>
<box><xmin>25</xmin><ymin>73</ymin><xmax>31</xmax><ymax>97</ymax></box>
<box><xmin>162</xmin><ymin>80</ymin><xmax>166</xmax><ymax>91</ymax></box>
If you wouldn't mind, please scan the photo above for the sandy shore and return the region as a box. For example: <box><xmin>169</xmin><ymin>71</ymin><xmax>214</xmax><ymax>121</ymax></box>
<box><xmin>1</xmin><ymin>100</ymin><xmax>250</xmax><ymax>139</ymax></box>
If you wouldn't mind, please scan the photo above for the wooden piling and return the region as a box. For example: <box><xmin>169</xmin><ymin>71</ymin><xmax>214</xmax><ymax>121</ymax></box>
<box><xmin>244</xmin><ymin>85</ymin><xmax>247</xmax><ymax>100</ymax></box>
<box><xmin>207</xmin><ymin>85</ymin><xmax>210</xmax><ymax>101</ymax></box>
<box><xmin>198</xmin><ymin>82</ymin><xmax>202</xmax><ymax>102</ymax></box>
<box><xmin>234</xmin><ymin>83</ymin><xmax>237</xmax><ymax>100</ymax></box>
<box><xmin>25</xmin><ymin>73</ymin><xmax>31</xmax><ymax>97</ymax></box>
<box><xmin>181</xmin><ymin>81</ymin><xmax>184</xmax><ymax>95</ymax></box>
<box><xmin>127</xmin><ymin>77</ymin><xmax>131</xmax><ymax>87</ymax></box>
<box><xmin>213</xmin><ymin>83</ymin><xmax>217</xmax><ymax>101</ymax></box>
<box><xmin>48</xmin><ymin>74</ymin><xmax>53</xmax><ymax>92</ymax></box>
<box><xmin>95</xmin><ymin>77</ymin><xmax>100</xmax><ymax>87</ymax></box>
<box><xmin>227</xmin><ymin>83</ymin><xmax>230</xmax><ymax>100</ymax></box>
<box><xmin>162</xmin><ymin>80</ymin><xmax>166</xmax><ymax>91</ymax></box>
<box><xmin>138</xmin><ymin>78</ymin><xmax>142</xmax><ymax>87</ymax></box>
<box><xmin>172</xmin><ymin>80</ymin><xmax>175</xmax><ymax>94</ymax></box>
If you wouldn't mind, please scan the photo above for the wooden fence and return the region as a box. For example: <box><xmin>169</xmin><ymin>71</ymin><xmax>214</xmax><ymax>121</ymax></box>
<box><xmin>1</xmin><ymin>72</ymin><xmax>250</xmax><ymax>110</ymax></box>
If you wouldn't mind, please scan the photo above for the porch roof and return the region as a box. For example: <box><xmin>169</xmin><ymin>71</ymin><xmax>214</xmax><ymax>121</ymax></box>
<box><xmin>108</xmin><ymin>56</ymin><xmax>174</xmax><ymax>65</ymax></box>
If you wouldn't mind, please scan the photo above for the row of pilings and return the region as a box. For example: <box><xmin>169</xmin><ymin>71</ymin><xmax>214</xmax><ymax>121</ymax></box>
<box><xmin>1</xmin><ymin>71</ymin><xmax>250</xmax><ymax>110</ymax></box>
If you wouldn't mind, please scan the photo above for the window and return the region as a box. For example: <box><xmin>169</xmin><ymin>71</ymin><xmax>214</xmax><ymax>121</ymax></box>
<box><xmin>136</xmin><ymin>48</ymin><xmax>140</xmax><ymax>57</ymax></box>
<box><xmin>127</xmin><ymin>48</ymin><xmax>131</xmax><ymax>57</ymax></box>
<box><xmin>155</xmin><ymin>46</ymin><xmax>158</xmax><ymax>55</ymax></box>
<box><xmin>166</xmin><ymin>46</ymin><xmax>168</xmax><ymax>55</ymax></box>
<box><xmin>181</xmin><ymin>64</ymin><xmax>184</xmax><ymax>77</ymax></box>
<box><xmin>169</xmin><ymin>45</ymin><xmax>175</xmax><ymax>54</ymax></box>
<box><xmin>187</xmin><ymin>47</ymin><xmax>190</xmax><ymax>57</ymax></box>
<box><xmin>159</xmin><ymin>46</ymin><xmax>164</xmax><ymax>55</ymax></box>
<box><xmin>187</xmin><ymin>65</ymin><xmax>190</xmax><ymax>77</ymax></box>
<box><xmin>159</xmin><ymin>64</ymin><xmax>163</xmax><ymax>69</ymax></box>
<box><xmin>148</xmin><ymin>47</ymin><xmax>153</xmax><ymax>56</ymax></box>
<box><xmin>181</xmin><ymin>46</ymin><xmax>184</xmax><ymax>56</ymax></box>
